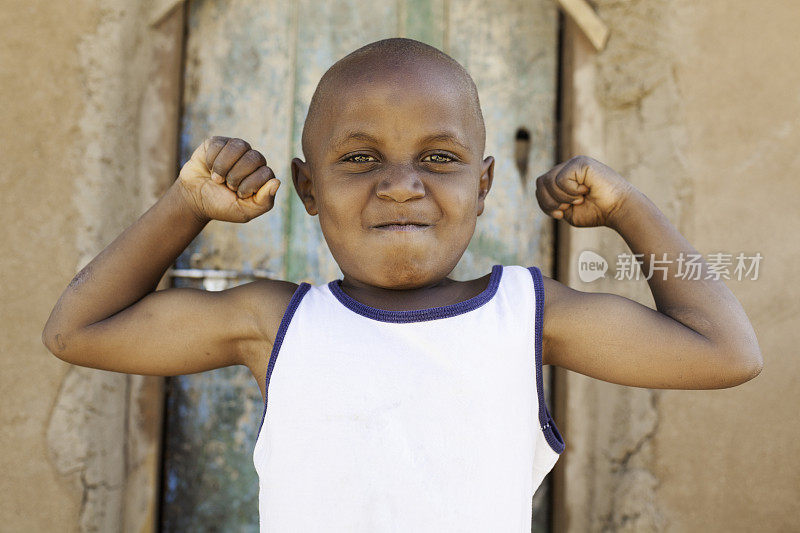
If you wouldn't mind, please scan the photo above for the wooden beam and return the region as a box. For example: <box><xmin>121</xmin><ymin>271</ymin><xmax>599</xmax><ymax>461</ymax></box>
<box><xmin>557</xmin><ymin>0</ymin><xmax>609</xmax><ymax>51</ymax></box>
<box><xmin>149</xmin><ymin>0</ymin><xmax>186</xmax><ymax>27</ymax></box>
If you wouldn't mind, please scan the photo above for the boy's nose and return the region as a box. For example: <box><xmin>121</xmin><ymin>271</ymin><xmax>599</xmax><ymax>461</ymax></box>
<box><xmin>375</xmin><ymin>164</ymin><xmax>426</xmax><ymax>202</ymax></box>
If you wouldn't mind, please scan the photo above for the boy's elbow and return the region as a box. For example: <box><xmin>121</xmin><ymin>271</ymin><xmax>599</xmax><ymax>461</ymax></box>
<box><xmin>723</xmin><ymin>349</ymin><xmax>763</xmax><ymax>387</ymax></box>
<box><xmin>41</xmin><ymin>328</ymin><xmax>58</xmax><ymax>356</ymax></box>
<box><xmin>739</xmin><ymin>353</ymin><xmax>764</xmax><ymax>383</ymax></box>
<box><xmin>737</xmin><ymin>335</ymin><xmax>764</xmax><ymax>382</ymax></box>
<box><xmin>41</xmin><ymin>325</ymin><xmax>70</xmax><ymax>362</ymax></box>
<box><xmin>709</xmin><ymin>332</ymin><xmax>763</xmax><ymax>387</ymax></box>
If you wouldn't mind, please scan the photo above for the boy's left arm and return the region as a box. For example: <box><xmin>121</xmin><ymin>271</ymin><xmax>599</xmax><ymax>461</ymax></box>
<box><xmin>535</xmin><ymin>156</ymin><xmax>763</xmax><ymax>389</ymax></box>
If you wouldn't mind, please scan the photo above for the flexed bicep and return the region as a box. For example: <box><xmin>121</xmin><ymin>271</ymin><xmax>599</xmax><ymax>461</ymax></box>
<box><xmin>45</xmin><ymin>280</ymin><xmax>295</xmax><ymax>377</ymax></box>
<box><xmin>540</xmin><ymin>275</ymin><xmax>752</xmax><ymax>390</ymax></box>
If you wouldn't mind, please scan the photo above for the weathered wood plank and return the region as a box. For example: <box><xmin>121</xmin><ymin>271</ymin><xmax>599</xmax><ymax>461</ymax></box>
<box><xmin>162</xmin><ymin>0</ymin><xmax>295</xmax><ymax>530</ymax></box>
<box><xmin>401</xmin><ymin>0</ymin><xmax>446</xmax><ymax>48</ymax></box>
<box><xmin>178</xmin><ymin>0</ymin><xmax>294</xmax><ymax>277</ymax></box>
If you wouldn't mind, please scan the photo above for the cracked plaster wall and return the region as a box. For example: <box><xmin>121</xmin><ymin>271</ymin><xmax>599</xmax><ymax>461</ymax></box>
<box><xmin>1</xmin><ymin>1</ymin><xmax>183</xmax><ymax>531</ymax></box>
<box><xmin>556</xmin><ymin>0</ymin><xmax>800</xmax><ymax>531</ymax></box>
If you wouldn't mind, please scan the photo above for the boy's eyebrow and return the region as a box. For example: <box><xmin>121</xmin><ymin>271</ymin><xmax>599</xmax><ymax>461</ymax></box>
<box><xmin>330</xmin><ymin>131</ymin><xmax>381</xmax><ymax>151</ymax></box>
<box><xmin>330</xmin><ymin>130</ymin><xmax>471</xmax><ymax>152</ymax></box>
<box><xmin>419</xmin><ymin>132</ymin><xmax>471</xmax><ymax>152</ymax></box>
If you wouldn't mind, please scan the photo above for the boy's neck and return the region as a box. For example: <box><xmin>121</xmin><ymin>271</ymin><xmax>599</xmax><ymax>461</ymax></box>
<box><xmin>338</xmin><ymin>273</ymin><xmax>490</xmax><ymax>312</ymax></box>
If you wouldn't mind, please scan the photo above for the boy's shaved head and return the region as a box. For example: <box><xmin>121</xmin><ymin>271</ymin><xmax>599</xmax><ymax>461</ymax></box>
<box><xmin>301</xmin><ymin>38</ymin><xmax>485</xmax><ymax>167</ymax></box>
<box><xmin>291</xmin><ymin>37</ymin><xmax>496</xmax><ymax>291</ymax></box>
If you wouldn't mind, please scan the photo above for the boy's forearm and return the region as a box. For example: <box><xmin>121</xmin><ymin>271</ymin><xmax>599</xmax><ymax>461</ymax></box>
<box><xmin>43</xmin><ymin>182</ymin><xmax>207</xmax><ymax>345</ymax></box>
<box><xmin>607</xmin><ymin>190</ymin><xmax>762</xmax><ymax>370</ymax></box>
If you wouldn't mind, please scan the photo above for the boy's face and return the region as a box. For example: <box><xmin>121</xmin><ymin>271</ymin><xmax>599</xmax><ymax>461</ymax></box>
<box><xmin>292</xmin><ymin>61</ymin><xmax>494</xmax><ymax>290</ymax></box>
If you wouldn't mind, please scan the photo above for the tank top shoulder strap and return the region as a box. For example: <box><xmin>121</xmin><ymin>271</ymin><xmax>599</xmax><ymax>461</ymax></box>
<box><xmin>526</xmin><ymin>265</ymin><xmax>566</xmax><ymax>455</ymax></box>
<box><xmin>255</xmin><ymin>281</ymin><xmax>311</xmax><ymax>437</ymax></box>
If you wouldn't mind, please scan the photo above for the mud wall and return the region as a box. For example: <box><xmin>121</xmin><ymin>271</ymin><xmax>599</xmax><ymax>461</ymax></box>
<box><xmin>0</xmin><ymin>1</ymin><xmax>183</xmax><ymax>531</ymax></box>
<box><xmin>555</xmin><ymin>0</ymin><xmax>800</xmax><ymax>530</ymax></box>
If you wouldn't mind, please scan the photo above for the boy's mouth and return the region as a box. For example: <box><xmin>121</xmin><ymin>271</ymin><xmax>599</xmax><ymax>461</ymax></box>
<box><xmin>372</xmin><ymin>220</ymin><xmax>432</xmax><ymax>231</ymax></box>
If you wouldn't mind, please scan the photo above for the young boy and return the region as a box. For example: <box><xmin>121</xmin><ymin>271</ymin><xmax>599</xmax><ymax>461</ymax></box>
<box><xmin>42</xmin><ymin>38</ymin><xmax>762</xmax><ymax>531</ymax></box>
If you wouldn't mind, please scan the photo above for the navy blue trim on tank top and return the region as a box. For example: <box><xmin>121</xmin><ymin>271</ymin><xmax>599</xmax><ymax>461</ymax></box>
<box><xmin>528</xmin><ymin>266</ymin><xmax>566</xmax><ymax>454</ymax></box>
<box><xmin>327</xmin><ymin>264</ymin><xmax>503</xmax><ymax>323</ymax></box>
<box><xmin>256</xmin><ymin>282</ymin><xmax>312</xmax><ymax>439</ymax></box>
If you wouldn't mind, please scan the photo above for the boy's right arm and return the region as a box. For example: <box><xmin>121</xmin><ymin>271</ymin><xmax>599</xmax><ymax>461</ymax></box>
<box><xmin>42</xmin><ymin>137</ymin><xmax>289</xmax><ymax>376</ymax></box>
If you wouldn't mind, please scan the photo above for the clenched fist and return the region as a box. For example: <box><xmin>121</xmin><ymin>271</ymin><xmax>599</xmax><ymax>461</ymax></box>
<box><xmin>534</xmin><ymin>155</ymin><xmax>637</xmax><ymax>229</ymax></box>
<box><xmin>176</xmin><ymin>136</ymin><xmax>281</xmax><ymax>223</ymax></box>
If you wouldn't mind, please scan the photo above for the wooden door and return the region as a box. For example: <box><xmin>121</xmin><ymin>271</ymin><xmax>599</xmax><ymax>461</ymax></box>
<box><xmin>160</xmin><ymin>0</ymin><xmax>559</xmax><ymax>530</ymax></box>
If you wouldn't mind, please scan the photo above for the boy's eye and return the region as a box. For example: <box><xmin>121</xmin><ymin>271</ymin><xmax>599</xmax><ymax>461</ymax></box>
<box><xmin>423</xmin><ymin>153</ymin><xmax>455</xmax><ymax>164</ymax></box>
<box><xmin>343</xmin><ymin>154</ymin><xmax>377</xmax><ymax>163</ymax></box>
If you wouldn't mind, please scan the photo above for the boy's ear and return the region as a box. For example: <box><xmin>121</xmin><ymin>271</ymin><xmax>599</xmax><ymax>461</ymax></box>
<box><xmin>476</xmin><ymin>156</ymin><xmax>495</xmax><ymax>217</ymax></box>
<box><xmin>291</xmin><ymin>157</ymin><xmax>318</xmax><ymax>215</ymax></box>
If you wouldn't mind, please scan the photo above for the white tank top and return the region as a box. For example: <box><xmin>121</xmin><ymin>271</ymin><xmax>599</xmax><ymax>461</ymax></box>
<box><xmin>253</xmin><ymin>264</ymin><xmax>565</xmax><ymax>531</ymax></box>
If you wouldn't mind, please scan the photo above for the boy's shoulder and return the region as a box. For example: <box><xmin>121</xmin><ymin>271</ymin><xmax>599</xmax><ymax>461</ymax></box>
<box><xmin>535</xmin><ymin>272</ymin><xmax>575</xmax><ymax>367</ymax></box>
<box><xmin>231</xmin><ymin>278</ymin><xmax>300</xmax><ymax>389</ymax></box>
<box><xmin>539</xmin><ymin>272</ymin><xmax>568</xmax><ymax>299</ymax></box>
<box><xmin>515</xmin><ymin>266</ymin><xmax>569</xmax><ymax>305</ymax></box>
<box><xmin>237</xmin><ymin>278</ymin><xmax>301</xmax><ymax>338</ymax></box>
<box><xmin>230</xmin><ymin>278</ymin><xmax>299</xmax><ymax>347</ymax></box>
